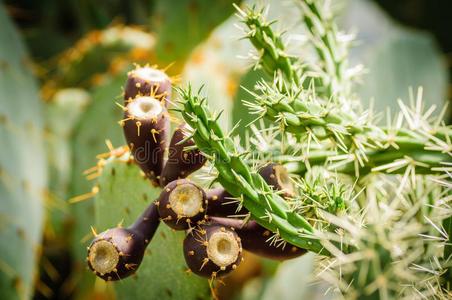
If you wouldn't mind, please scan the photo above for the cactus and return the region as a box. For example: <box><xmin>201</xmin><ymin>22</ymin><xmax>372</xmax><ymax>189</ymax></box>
<box><xmin>93</xmin><ymin>150</ymin><xmax>209</xmax><ymax>298</ymax></box>
<box><xmin>41</xmin><ymin>25</ymin><xmax>156</xmax><ymax>100</ymax></box>
<box><xmin>44</xmin><ymin>89</ymin><xmax>91</xmax><ymax>236</ymax></box>
<box><xmin>160</xmin><ymin>123</ymin><xmax>207</xmax><ymax>186</ymax></box>
<box><xmin>0</xmin><ymin>4</ymin><xmax>47</xmax><ymax>299</ymax></box>
<box><xmin>209</xmin><ymin>217</ymin><xmax>306</xmax><ymax>260</ymax></box>
<box><xmin>157</xmin><ymin>179</ymin><xmax>207</xmax><ymax>230</ymax></box>
<box><xmin>174</xmin><ymin>2</ymin><xmax>452</xmax><ymax>298</ymax></box>
<box><xmin>121</xmin><ymin>95</ymin><xmax>170</xmax><ymax>185</ymax></box>
<box><xmin>152</xmin><ymin>0</ymin><xmax>240</xmax><ymax>70</ymax></box>
<box><xmin>87</xmin><ymin>202</ymin><xmax>160</xmax><ymax>281</ymax></box>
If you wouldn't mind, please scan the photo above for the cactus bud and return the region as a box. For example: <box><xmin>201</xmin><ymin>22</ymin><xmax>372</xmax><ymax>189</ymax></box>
<box><xmin>259</xmin><ymin>163</ymin><xmax>294</xmax><ymax>198</ymax></box>
<box><xmin>122</xmin><ymin>96</ymin><xmax>169</xmax><ymax>186</ymax></box>
<box><xmin>124</xmin><ymin>66</ymin><xmax>172</xmax><ymax>106</ymax></box>
<box><xmin>160</xmin><ymin>123</ymin><xmax>206</xmax><ymax>187</ymax></box>
<box><xmin>209</xmin><ymin>217</ymin><xmax>305</xmax><ymax>260</ymax></box>
<box><xmin>87</xmin><ymin>203</ymin><xmax>160</xmax><ymax>280</ymax></box>
<box><xmin>183</xmin><ymin>223</ymin><xmax>242</xmax><ymax>278</ymax></box>
<box><xmin>158</xmin><ymin>179</ymin><xmax>207</xmax><ymax>230</ymax></box>
<box><xmin>206</xmin><ymin>187</ymin><xmax>248</xmax><ymax>217</ymax></box>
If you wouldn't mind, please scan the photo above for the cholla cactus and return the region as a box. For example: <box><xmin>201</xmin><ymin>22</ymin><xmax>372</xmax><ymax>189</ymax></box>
<box><xmin>87</xmin><ymin>1</ymin><xmax>452</xmax><ymax>299</ymax></box>
<box><xmin>176</xmin><ymin>1</ymin><xmax>452</xmax><ymax>299</ymax></box>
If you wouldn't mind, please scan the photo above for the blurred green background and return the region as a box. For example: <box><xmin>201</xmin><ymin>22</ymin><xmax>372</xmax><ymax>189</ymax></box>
<box><xmin>0</xmin><ymin>0</ymin><xmax>450</xmax><ymax>299</ymax></box>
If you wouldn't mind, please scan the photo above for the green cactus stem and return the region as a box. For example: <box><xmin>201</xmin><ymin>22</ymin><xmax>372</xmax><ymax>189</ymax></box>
<box><xmin>178</xmin><ymin>86</ymin><xmax>326</xmax><ymax>254</ymax></box>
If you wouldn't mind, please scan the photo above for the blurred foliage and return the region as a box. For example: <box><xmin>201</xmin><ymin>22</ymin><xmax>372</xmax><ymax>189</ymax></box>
<box><xmin>0</xmin><ymin>5</ymin><xmax>47</xmax><ymax>299</ymax></box>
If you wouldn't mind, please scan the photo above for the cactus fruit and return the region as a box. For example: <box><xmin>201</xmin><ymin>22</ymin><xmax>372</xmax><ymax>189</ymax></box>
<box><xmin>258</xmin><ymin>163</ymin><xmax>295</xmax><ymax>198</ymax></box>
<box><xmin>209</xmin><ymin>217</ymin><xmax>306</xmax><ymax>260</ymax></box>
<box><xmin>87</xmin><ymin>203</ymin><xmax>160</xmax><ymax>281</ymax></box>
<box><xmin>121</xmin><ymin>96</ymin><xmax>170</xmax><ymax>186</ymax></box>
<box><xmin>160</xmin><ymin>123</ymin><xmax>206</xmax><ymax>186</ymax></box>
<box><xmin>158</xmin><ymin>179</ymin><xmax>207</xmax><ymax>230</ymax></box>
<box><xmin>206</xmin><ymin>188</ymin><xmax>248</xmax><ymax>217</ymax></box>
<box><xmin>204</xmin><ymin>164</ymin><xmax>293</xmax><ymax>218</ymax></box>
<box><xmin>124</xmin><ymin>66</ymin><xmax>172</xmax><ymax>105</ymax></box>
<box><xmin>0</xmin><ymin>5</ymin><xmax>47</xmax><ymax>299</ymax></box>
<box><xmin>152</xmin><ymin>0</ymin><xmax>239</xmax><ymax>69</ymax></box>
<box><xmin>183</xmin><ymin>223</ymin><xmax>243</xmax><ymax>278</ymax></box>
<box><xmin>41</xmin><ymin>25</ymin><xmax>155</xmax><ymax>101</ymax></box>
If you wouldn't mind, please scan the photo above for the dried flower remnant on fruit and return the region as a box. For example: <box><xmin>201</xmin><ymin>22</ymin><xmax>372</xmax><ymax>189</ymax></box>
<box><xmin>124</xmin><ymin>65</ymin><xmax>172</xmax><ymax>106</ymax></box>
<box><xmin>183</xmin><ymin>223</ymin><xmax>242</xmax><ymax>278</ymax></box>
<box><xmin>158</xmin><ymin>179</ymin><xmax>207</xmax><ymax>230</ymax></box>
<box><xmin>121</xmin><ymin>96</ymin><xmax>169</xmax><ymax>186</ymax></box>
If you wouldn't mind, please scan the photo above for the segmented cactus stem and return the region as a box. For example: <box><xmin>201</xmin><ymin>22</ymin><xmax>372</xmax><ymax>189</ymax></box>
<box><xmin>178</xmin><ymin>86</ymin><xmax>326</xmax><ymax>254</ymax></box>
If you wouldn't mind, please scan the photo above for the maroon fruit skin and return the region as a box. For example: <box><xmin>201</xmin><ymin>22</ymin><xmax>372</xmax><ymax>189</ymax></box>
<box><xmin>124</xmin><ymin>66</ymin><xmax>172</xmax><ymax>107</ymax></box>
<box><xmin>157</xmin><ymin>179</ymin><xmax>207</xmax><ymax>230</ymax></box>
<box><xmin>209</xmin><ymin>217</ymin><xmax>306</xmax><ymax>260</ymax></box>
<box><xmin>258</xmin><ymin>163</ymin><xmax>295</xmax><ymax>198</ymax></box>
<box><xmin>206</xmin><ymin>187</ymin><xmax>248</xmax><ymax>217</ymax></box>
<box><xmin>183</xmin><ymin>223</ymin><xmax>242</xmax><ymax>278</ymax></box>
<box><xmin>87</xmin><ymin>203</ymin><xmax>160</xmax><ymax>281</ymax></box>
<box><xmin>122</xmin><ymin>99</ymin><xmax>169</xmax><ymax>186</ymax></box>
<box><xmin>160</xmin><ymin>123</ymin><xmax>206</xmax><ymax>187</ymax></box>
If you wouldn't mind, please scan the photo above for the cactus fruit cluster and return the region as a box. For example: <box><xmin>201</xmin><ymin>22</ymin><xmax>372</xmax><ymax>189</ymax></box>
<box><xmin>79</xmin><ymin>1</ymin><xmax>452</xmax><ymax>299</ymax></box>
<box><xmin>87</xmin><ymin>65</ymin><xmax>308</xmax><ymax>282</ymax></box>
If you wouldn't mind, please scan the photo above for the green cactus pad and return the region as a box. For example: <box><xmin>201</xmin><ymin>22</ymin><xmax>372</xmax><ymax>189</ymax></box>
<box><xmin>94</xmin><ymin>153</ymin><xmax>210</xmax><ymax>299</ymax></box>
<box><xmin>153</xmin><ymin>0</ymin><xmax>238</xmax><ymax>67</ymax></box>
<box><xmin>0</xmin><ymin>5</ymin><xmax>47</xmax><ymax>299</ymax></box>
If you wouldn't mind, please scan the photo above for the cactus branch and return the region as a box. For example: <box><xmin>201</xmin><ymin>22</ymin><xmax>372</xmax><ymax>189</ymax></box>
<box><xmin>178</xmin><ymin>85</ymin><xmax>327</xmax><ymax>254</ymax></box>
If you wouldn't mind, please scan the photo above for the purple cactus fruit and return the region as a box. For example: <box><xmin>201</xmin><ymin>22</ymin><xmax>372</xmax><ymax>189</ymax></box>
<box><xmin>209</xmin><ymin>217</ymin><xmax>306</xmax><ymax>260</ymax></box>
<box><xmin>157</xmin><ymin>179</ymin><xmax>207</xmax><ymax>230</ymax></box>
<box><xmin>121</xmin><ymin>96</ymin><xmax>169</xmax><ymax>186</ymax></box>
<box><xmin>183</xmin><ymin>222</ymin><xmax>243</xmax><ymax>278</ymax></box>
<box><xmin>160</xmin><ymin>123</ymin><xmax>206</xmax><ymax>187</ymax></box>
<box><xmin>124</xmin><ymin>66</ymin><xmax>172</xmax><ymax>107</ymax></box>
<box><xmin>205</xmin><ymin>187</ymin><xmax>248</xmax><ymax>217</ymax></box>
<box><xmin>259</xmin><ymin>163</ymin><xmax>295</xmax><ymax>198</ymax></box>
<box><xmin>87</xmin><ymin>202</ymin><xmax>160</xmax><ymax>281</ymax></box>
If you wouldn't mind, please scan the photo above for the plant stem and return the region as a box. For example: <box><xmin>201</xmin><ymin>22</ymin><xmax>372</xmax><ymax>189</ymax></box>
<box><xmin>299</xmin><ymin>0</ymin><xmax>346</xmax><ymax>98</ymax></box>
<box><xmin>178</xmin><ymin>86</ymin><xmax>328</xmax><ymax>254</ymax></box>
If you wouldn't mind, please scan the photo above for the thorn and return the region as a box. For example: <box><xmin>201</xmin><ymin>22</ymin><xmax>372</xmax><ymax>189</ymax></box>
<box><xmin>90</xmin><ymin>226</ymin><xmax>98</xmax><ymax>237</ymax></box>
